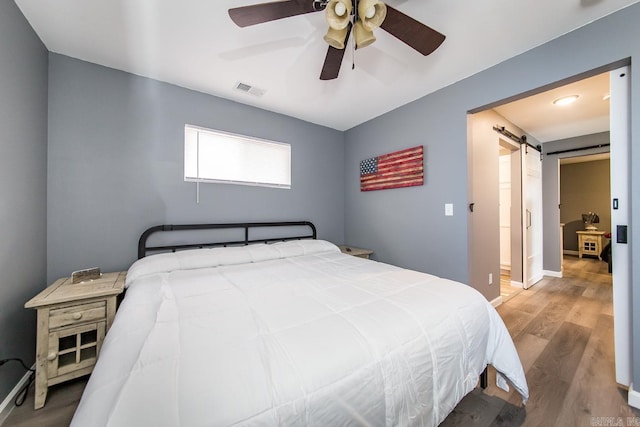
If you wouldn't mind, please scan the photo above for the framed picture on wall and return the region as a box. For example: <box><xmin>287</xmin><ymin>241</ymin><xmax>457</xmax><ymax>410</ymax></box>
<box><xmin>360</xmin><ymin>145</ymin><xmax>424</xmax><ymax>191</ymax></box>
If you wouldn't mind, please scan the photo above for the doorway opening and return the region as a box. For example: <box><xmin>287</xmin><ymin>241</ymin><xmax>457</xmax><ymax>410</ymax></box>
<box><xmin>559</xmin><ymin>153</ymin><xmax>611</xmax><ymax>264</ymax></box>
<box><xmin>467</xmin><ymin>64</ymin><xmax>631</xmax><ymax>389</ymax></box>
<box><xmin>498</xmin><ymin>140</ymin><xmax>523</xmax><ymax>302</ymax></box>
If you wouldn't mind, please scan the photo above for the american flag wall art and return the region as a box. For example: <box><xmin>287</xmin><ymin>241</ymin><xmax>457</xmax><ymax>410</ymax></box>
<box><xmin>360</xmin><ymin>146</ymin><xmax>424</xmax><ymax>192</ymax></box>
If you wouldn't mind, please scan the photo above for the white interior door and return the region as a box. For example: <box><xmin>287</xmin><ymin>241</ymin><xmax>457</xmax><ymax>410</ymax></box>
<box><xmin>522</xmin><ymin>144</ymin><xmax>543</xmax><ymax>289</ymax></box>
<box><xmin>610</xmin><ymin>66</ymin><xmax>631</xmax><ymax>387</ymax></box>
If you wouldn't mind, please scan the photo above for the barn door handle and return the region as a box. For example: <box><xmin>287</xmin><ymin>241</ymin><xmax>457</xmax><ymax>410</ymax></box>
<box><xmin>469</xmin><ymin>203</ymin><xmax>475</xmax><ymax>212</ymax></box>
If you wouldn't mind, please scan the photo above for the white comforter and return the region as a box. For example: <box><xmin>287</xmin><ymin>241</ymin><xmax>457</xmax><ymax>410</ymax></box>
<box><xmin>71</xmin><ymin>240</ymin><xmax>528</xmax><ymax>427</ymax></box>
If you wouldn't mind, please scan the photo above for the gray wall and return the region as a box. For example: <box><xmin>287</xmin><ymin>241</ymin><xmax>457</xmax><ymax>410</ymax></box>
<box><xmin>345</xmin><ymin>4</ymin><xmax>640</xmax><ymax>388</ymax></box>
<box><xmin>0</xmin><ymin>0</ymin><xmax>48</xmax><ymax>402</ymax></box>
<box><xmin>542</xmin><ymin>132</ymin><xmax>610</xmax><ymax>271</ymax></box>
<box><xmin>344</xmin><ymin>91</ymin><xmax>469</xmax><ymax>282</ymax></box>
<box><xmin>467</xmin><ymin>109</ymin><xmax>530</xmax><ymax>300</ymax></box>
<box><xmin>47</xmin><ymin>54</ymin><xmax>345</xmax><ymax>283</ymax></box>
<box><xmin>561</xmin><ymin>159</ymin><xmax>611</xmax><ymax>251</ymax></box>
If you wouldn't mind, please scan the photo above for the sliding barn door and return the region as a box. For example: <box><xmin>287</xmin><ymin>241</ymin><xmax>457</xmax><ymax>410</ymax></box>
<box><xmin>522</xmin><ymin>144</ymin><xmax>543</xmax><ymax>289</ymax></box>
<box><xmin>610</xmin><ymin>66</ymin><xmax>631</xmax><ymax>387</ymax></box>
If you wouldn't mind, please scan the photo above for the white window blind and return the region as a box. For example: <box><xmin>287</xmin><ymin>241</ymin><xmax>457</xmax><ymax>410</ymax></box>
<box><xmin>184</xmin><ymin>125</ymin><xmax>291</xmax><ymax>189</ymax></box>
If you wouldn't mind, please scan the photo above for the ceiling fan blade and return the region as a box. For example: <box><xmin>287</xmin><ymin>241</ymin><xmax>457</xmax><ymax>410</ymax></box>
<box><xmin>320</xmin><ymin>24</ymin><xmax>352</xmax><ymax>80</ymax></box>
<box><xmin>380</xmin><ymin>5</ymin><xmax>445</xmax><ymax>56</ymax></box>
<box><xmin>229</xmin><ymin>0</ymin><xmax>320</xmax><ymax>27</ymax></box>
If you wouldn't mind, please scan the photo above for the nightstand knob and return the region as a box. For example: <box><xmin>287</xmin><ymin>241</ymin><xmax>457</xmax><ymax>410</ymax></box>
<box><xmin>73</xmin><ymin>312</ymin><xmax>83</xmax><ymax>320</ymax></box>
<box><xmin>47</xmin><ymin>352</ymin><xmax>57</xmax><ymax>361</ymax></box>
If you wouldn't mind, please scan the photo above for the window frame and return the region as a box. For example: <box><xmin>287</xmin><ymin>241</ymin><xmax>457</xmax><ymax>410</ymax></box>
<box><xmin>184</xmin><ymin>125</ymin><xmax>291</xmax><ymax>190</ymax></box>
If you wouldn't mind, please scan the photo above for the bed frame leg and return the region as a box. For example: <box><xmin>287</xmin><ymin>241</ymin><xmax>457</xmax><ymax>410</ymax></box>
<box><xmin>480</xmin><ymin>367</ymin><xmax>488</xmax><ymax>389</ymax></box>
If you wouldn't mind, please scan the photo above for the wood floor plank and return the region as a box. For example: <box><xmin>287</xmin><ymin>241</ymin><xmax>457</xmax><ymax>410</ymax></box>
<box><xmin>517</xmin><ymin>365</ymin><xmax>571</xmax><ymax>427</ymax></box>
<box><xmin>495</xmin><ymin>305</ymin><xmax>535</xmax><ymax>338</ymax></box>
<box><xmin>511</xmin><ymin>333</ymin><xmax>548</xmax><ymax>373</ymax></box>
<box><xmin>600</xmin><ymin>299</ymin><xmax>614</xmax><ymax>316</ymax></box>
<box><xmin>532</xmin><ymin>321</ymin><xmax>591</xmax><ymax>383</ymax></box>
<box><xmin>440</xmin><ymin>388</ymin><xmax>514</xmax><ymax>427</ymax></box>
<box><xmin>565</xmin><ymin>295</ymin><xmax>603</xmax><ymax>329</ymax></box>
<box><xmin>582</xmin><ymin>281</ymin><xmax>614</xmax><ymax>301</ymax></box>
<box><xmin>1</xmin><ymin>377</ymin><xmax>86</xmax><ymax>427</ymax></box>
<box><xmin>520</xmin><ymin>300</ymin><xmax>570</xmax><ymax>340</ymax></box>
<box><xmin>555</xmin><ymin>314</ymin><xmax>640</xmax><ymax>426</ymax></box>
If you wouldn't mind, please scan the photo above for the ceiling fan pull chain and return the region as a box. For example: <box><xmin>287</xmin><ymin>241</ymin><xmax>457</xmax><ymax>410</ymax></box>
<box><xmin>351</xmin><ymin>5</ymin><xmax>356</xmax><ymax>71</ymax></box>
<box><xmin>352</xmin><ymin>31</ymin><xmax>356</xmax><ymax>70</ymax></box>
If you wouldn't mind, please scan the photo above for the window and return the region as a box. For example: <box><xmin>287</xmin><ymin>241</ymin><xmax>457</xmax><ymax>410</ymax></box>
<box><xmin>184</xmin><ymin>125</ymin><xmax>291</xmax><ymax>189</ymax></box>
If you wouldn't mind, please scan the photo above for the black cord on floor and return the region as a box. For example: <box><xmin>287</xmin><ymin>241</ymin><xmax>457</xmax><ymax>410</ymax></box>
<box><xmin>0</xmin><ymin>358</ymin><xmax>36</xmax><ymax>407</ymax></box>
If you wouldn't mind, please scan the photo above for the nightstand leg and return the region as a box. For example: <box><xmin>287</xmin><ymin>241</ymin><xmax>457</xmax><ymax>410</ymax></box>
<box><xmin>34</xmin><ymin>360</ymin><xmax>48</xmax><ymax>409</ymax></box>
<box><xmin>34</xmin><ymin>309</ymin><xmax>49</xmax><ymax>409</ymax></box>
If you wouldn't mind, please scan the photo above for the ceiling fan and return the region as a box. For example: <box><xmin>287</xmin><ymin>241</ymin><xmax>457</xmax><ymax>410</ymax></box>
<box><xmin>228</xmin><ymin>0</ymin><xmax>446</xmax><ymax>80</ymax></box>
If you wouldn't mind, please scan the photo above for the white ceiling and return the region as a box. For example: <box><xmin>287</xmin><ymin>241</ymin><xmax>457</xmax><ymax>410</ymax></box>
<box><xmin>494</xmin><ymin>71</ymin><xmax>611</xmax><ymax>143</ymax></box>
<box><xmin>14</xmin><ymin>0</ymin><xmax>639</xmax><ymax>132</ymax></box>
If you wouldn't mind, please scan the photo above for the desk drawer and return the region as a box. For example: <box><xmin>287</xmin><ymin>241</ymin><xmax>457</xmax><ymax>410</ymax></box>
<box><xmin>49</xmin><ymin>302</ymin><xmax>106</xmax><ymax>329</ymax></box>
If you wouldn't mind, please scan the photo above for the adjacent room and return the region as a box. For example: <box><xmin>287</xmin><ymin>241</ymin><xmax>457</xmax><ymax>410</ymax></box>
<box><xmin>2</xmin><ymin>0</ymin><xmax>640</xmax><ymax>425</ymax></box>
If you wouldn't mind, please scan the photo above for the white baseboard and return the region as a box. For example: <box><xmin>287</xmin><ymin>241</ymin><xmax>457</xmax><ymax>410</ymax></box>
<box><xmin>490</xmin><ymin>296</ymin><xmax>502</xmax><ymax>307</ymax></box>
<box><xmin>510</xmin><ymin>281</ymin><xmax>523</xmax><ymax>289</ymax></box>
<box><xmin>529</xmin><ymin>273</ymin><xmax>544</xmax><ymax>288</ymax></box>
<box><xmin>629</xmin><ymin>383</ymin><xmax>640</xmax><ymax>410</ymax></box>
<box><xmin>0</xmin><ymin>366</ymin><xmax>33</xmax><ymax>421</ymax></box>
<box><xmin>544</xmin><ymin>270</ymin><xmax>563</xmax><ymax>278</ymax></box>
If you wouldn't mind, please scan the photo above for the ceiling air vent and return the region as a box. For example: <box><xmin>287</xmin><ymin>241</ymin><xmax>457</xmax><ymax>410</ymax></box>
<box><xmin>234</xmin><ymin>81</ymin><xmax>266</xmax><ymax>97</ymax></box>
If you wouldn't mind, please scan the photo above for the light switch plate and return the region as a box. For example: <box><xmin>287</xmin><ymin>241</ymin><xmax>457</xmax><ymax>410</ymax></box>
<box><xmin>445</xmin><ymin>203</ymin><xmax>454</xmax><ymax>216</ymax></box>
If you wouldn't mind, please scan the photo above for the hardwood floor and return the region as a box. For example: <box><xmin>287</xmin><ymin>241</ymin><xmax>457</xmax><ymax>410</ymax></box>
<box><xmin>0</xmin><ymin>377</ymin><xmax>85</xmax><ymax>427</ymax></box>
<box><xmin>2</xmin><ymin>256</ymin><xmax>638</xmax><ymax>426</ymax></box>
<box><xmin>443</xmin><ymin>255</ymin><xmax>640</xmax><ymax>426</ymax></box>
<box><xmin>500</xmin><ymin>271</ymin><xmax>522</xmax><ymax>303</ymax></box>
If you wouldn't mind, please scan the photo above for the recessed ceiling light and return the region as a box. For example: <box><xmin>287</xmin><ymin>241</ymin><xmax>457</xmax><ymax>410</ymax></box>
<box><xmin>553</xmin><ymin>95</ymin><xmax>580</xmax><ymax>106</ymax></box>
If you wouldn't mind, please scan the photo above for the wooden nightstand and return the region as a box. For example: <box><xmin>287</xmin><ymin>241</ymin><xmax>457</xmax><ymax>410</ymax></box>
<box><xmin>338</xmin><ymin>245</ymin><xmax>374</xmax><ymax>259</ymax></box>
<box><xmin>24</xmin><ymin>271</ymin><xmax>125</xmax><ymax>409</ymax></box>
<box><xmin>576</xmin><ymin>230</ymin><xmax>606</xmax><ymax>259</ymax></box>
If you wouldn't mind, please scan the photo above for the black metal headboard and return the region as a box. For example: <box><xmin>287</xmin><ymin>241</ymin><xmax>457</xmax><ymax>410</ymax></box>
<box><xmin>138</xmin><ymin>221</ymin><xmax>317</xmax><ymax>259</ymax></box>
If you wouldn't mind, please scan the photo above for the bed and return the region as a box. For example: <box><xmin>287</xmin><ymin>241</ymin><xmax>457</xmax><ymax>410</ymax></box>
<box><xmin>71</xmin><ymin>221</ymin><xmax>528</xmax><ymax>426</ymax></box>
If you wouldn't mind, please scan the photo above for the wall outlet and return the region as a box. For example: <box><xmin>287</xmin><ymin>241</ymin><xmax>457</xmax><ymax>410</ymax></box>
<box><xmin>489</xmin><ymin>273</ymin><xmax>493</xmax><ymax>285</ymax></box>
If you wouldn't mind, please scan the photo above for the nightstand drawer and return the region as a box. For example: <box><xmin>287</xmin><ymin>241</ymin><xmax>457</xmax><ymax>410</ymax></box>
<box><xmin>49</xmin><ymin>301</ymin><xmax>106</xmax><ymax>329</ymax></box>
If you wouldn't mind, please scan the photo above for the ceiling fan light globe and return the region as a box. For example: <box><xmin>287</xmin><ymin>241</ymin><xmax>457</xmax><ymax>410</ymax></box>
<box><xmin>366</xmin><ymin>6</ymin><xmax>375</xmax><ymax>19</ymax></box>
<box><xmin>324</xmin><ymin>26</ymin><xmax>348</xmax><ymax>49</ymax></box>
<box><xmin>326</xmin><ymin>0</ymin><xmax>352</xmax><ymax>30</ymax></box>
<box><xmin>354</xmin><ymin>20</ymin><xmax>376</xmax><ymax>49</ymax></box>
<box><xmin>358</xmin><ymin>0</ymin><xmax>387</xmax><ymax>31</ymax></box>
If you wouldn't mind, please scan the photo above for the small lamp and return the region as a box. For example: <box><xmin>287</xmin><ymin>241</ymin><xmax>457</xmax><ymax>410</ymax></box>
<box><xmin>582</xmin><ymin>212</ymin><xmax>600</xmax><ymax>230</ymax></box>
